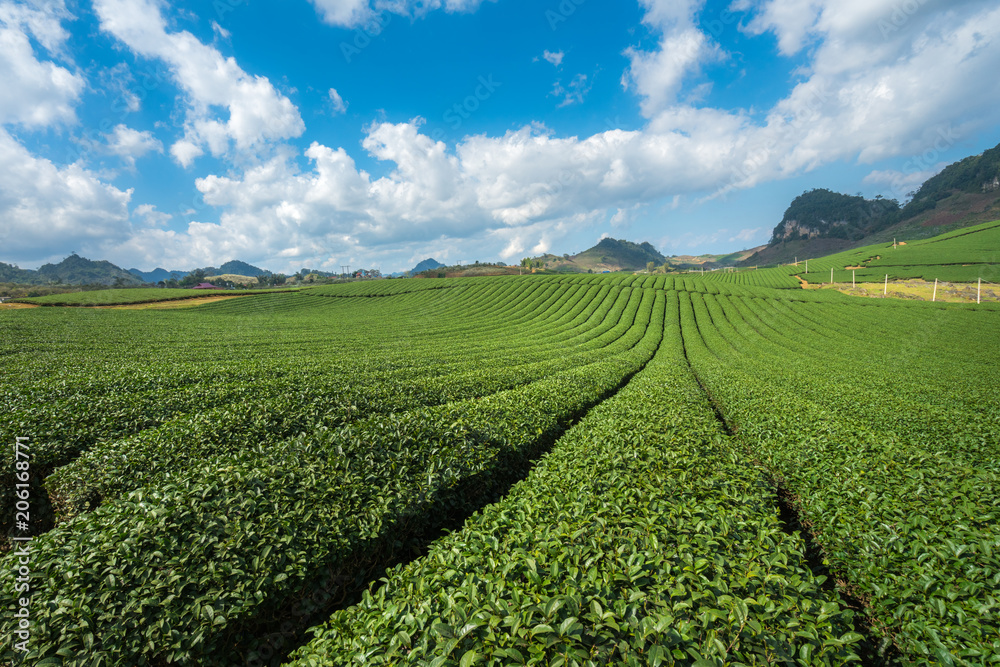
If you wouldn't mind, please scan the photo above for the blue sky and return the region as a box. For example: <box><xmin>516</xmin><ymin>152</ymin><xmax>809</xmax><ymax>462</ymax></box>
<box><xmin>2</xmin><ymin>0</ymin><xmax>1000</xmax><ymax>274</ymax></box>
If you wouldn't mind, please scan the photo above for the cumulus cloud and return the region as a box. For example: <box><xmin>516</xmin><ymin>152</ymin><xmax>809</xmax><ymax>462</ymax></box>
<box><xmin>0</xmin><ymin>0</ymin><xmax>84</xmax><ymax>127</ymax></box>
<box><xmin>76</xmin><ymin>0</ymin><xmax>1000</xmax><ymax>272</ymax></box>
<box><xmin>134</xmin><ymin>203</ymin><xmax>171</xmax><ymax>226</ymax></box>
<box><xmin>93</xmin><ymin>0</ymin><xmax>305</xmax><ymax>166</ymax></box>
<box><xmin>104</xmin><ymin>124</ymin><xmax>163</xmax><ymax>167</ymax></box>
<box><xmin>0</xmin><ymin>128</ymin><xmax>132</xmax><ymax>260</ymax></box>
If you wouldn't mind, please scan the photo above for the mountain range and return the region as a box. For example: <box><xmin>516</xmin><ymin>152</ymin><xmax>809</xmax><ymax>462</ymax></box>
<box><xmin>128</xmin><ymin>260</ymin><xmax>271</xmax><ymax>283</ymax></box>
<box><xmin>0</xmin><ymin>256</ymin><xmax>272</xmax><ymax>287</ymax></box>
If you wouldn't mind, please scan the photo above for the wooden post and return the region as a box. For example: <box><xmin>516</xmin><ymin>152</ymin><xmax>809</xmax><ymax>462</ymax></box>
<box><xmin>884</xmin><ymin>274</ymin><xmax>888</xmax><ymax>296</ymax></box>
<box><xmin>805</xmin><ymin>259</ymin><xmax>808</xmax><ymax>273</ymax></box>
<box><xmin>933</xmin><ymin>278</ymin><xmax>938</xmax><ymax>302</ymax></box>
<box><xmin>830</xmin><ymin>267</ymin><xmax>834</xmax><ymax>285</ymax></box>
<box><xmin>978</xmin><ymin>278</ymin><xmax>982</xmax><ymax>304</ymax></box>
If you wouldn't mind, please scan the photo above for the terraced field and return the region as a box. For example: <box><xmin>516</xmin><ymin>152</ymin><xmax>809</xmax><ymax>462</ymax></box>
<box><xmin>2</xmin><ymin>264</ymin><xmax>999</xmax><ymax>665</ymax></box>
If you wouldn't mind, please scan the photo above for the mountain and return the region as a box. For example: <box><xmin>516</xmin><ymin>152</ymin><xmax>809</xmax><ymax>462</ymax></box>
<box><xmin>768</xmin><ymin>189</ymin><xmax>900</xmax><ymax>243</ymax></box>
<box><xmin>128</xmin><ymin>260</ymin><xmax>271</xmax><ymax>283</ymax></box>
<box><xmin>411</xmin><ymin>258</ymin><xmax>444</xmax><ymax>274</ymax></box>
<box><xmin>210</xmin><ymin>260</ymin><xmax>270</xmax><ymax>277</ymax></box>
<box><xmin>0</xmin><ymin>262</ymin><xmax>39</xmax><ymax>284</ymax></box>
<box><xmin>744</xmin><ymin>140</ymin><xmax>1000</xmax><ymax>266</ymax></box>
<box><xmin>539</xmin><ymin>238</ymin><xmax>667</xmax><ymax>273</ymax></box>
<box><xmin>128</xmin><ymin>268</ymin><xmax>188</xmax><ymax>283</ymax></box>
<box><xmin>1</xmin><ymin>254</ymin><xmax>144</xmax><ymax>286</ymax></box>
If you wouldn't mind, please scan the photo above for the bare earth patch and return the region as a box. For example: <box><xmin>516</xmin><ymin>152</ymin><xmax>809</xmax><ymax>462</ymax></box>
<box><xmin>828</xmin><ymin>280</ymin><xmax>999</xmax><ymax>303</ymax></box>
<box><xmin>94</xmin><ymin>295</ymin><xmax>252</xmax><ymax>309</ymax></box>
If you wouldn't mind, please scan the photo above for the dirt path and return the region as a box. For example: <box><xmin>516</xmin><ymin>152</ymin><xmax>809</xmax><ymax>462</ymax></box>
<box><xmin>0</xmin><ymin>294</ymin><xmax>252</xmax><ymax>310</ymax></box>
<box><xmin>93</xmin><ymin>295</ymin><xmax>252</xmax><ymax>309</ymax></box>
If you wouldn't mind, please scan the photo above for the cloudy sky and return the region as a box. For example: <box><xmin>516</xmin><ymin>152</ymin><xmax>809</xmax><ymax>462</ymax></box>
<box><xmin>2</xmin><ymin>0</ymin><xmax>999</xmax><ymax>274</ymax></box>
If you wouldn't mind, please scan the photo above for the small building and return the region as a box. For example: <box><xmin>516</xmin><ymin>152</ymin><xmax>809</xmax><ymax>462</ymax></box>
<box><xmin>191</xmin><ymin>282</ymin><xmax>221</xmax><ymax>290</ymax></box>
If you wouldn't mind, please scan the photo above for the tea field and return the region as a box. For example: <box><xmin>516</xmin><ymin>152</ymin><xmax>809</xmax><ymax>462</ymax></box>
<box><xmin>2</xmin><ymin>243</ymin><xmax>1000</xmax><ymax>665</ymax></box>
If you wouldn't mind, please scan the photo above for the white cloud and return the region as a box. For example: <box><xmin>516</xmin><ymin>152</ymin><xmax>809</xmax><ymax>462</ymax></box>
<box><xmin>0</xmin><ymin>128</ymin><xmax>132</xmax><ymax>261</ymax></box>
<box><xmin>623</xmin><ymin>1</ymin><xmax>723</xmax><ymax>118</ymax></box>
<box><xmin>328</xmin><ymin>88</ymin><xmax>348</xmax><ymax>114</ymax></box>
<box><xmin>134</xmin><ymin>203</ymin><xmax>171</xmax><ymax>226</ymax></box>
<box><xmin>542</xmin><ymin>50</ymin><xmax>564</xmax><ymax>67</ymax></box>
<box><xmin>864</xmin><ymin>164</ymin><xmax>948</xmax><ymax>200</ymax></box>
<box><xmin>0</xmin><ymin>0</ymin><xmax>84</xmax><ymax>127</ymax></box>
<box><xmin>210</xmin><ymin>20</ymin><xmax>230</xmax><ymax>40</ymax></box>
<box><xmin>93</xmin><ymin>0</ymin><xmax>305</xmax><ymax>166</ymax></box>
<box><xmin>104</xmin><ymin>124</ymin><xmax>163</xmax><ymax>167</ymax></box>
<box><xmin>551</xmin><ymin>74</ymin><xmax>592</xmax><ymax>108</ymax></box>
<box><xmin>309</xmin><ymin>0</ymin><xmax>372</xmax><ymax>27</ymax></box>
<box><xmin>309</xmin><ymin>0</ymin><xmax>497</xmax><ymax>27</ymax></box>
<box><xmin>57</xmin><ymin>0</ymin><xmax>1000</xmax><ymax>273</ymax></box>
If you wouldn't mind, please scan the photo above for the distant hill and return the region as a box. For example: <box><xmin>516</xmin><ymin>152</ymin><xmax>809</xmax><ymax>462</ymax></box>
<box><xmin>129</xmin><ymin>260</ymin><xmax>270</xmax><ymax>284</ymax></box>
<box><xmin>2</xmin><ymin>254</ymin><xmax>143</xmax><ymax>286</ymax></box>
<box><xmin>0</xmin><ymin>262</ymin><xmax>38</xmax><ymax>284</ymax></box>
<box><xmin>412</xmin><ymin>258</ymin><xmax>444</xmax><ymax>274</ymax></box>
<box><xmin>213</xmin><ymin>260</ymin><xmax>270</xmax><ymax>277</ymax></box>
<box><xmin>128</xmin><ymin>267</ymin><xmax>188</xmax><ymax>283</ymax></box>
<box><xmin>744</xmin><ymin>139</ymin><xmax>1000</xmax><ymax>266</ymax></box>
<box><xmin>576</xmin><ymin>238</ymin><xmax>667</xmax><ymax>271</ymax></box>
<box><xmin>533</xmin><ymin>238</ymin><xmax>668</xmax><ymax>273</ymax></box>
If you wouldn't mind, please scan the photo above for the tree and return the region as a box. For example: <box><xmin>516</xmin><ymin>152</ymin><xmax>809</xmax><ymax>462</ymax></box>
<box><xmin>646</xmin><ymin>261</ymin><xmax>655</xmax><ymax>273</ymax></box>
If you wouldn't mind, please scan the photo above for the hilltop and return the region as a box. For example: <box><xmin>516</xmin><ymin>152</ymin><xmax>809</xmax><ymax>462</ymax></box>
<box><xmin>526</xmin><ymin>238</ymin><xmax>668</xmax><ymax>273</ymax></box>
<box><xmin>744</xmin><ymin>139</ymin><xmax>1000</xmax><ymax>266</ymax></box>
<box><xmin>0</xmin><ymin>254</ymin><xmax>143</xmax><ymax>286</ymax></box>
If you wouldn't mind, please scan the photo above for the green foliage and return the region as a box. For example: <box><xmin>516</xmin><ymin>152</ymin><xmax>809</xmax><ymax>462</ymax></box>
<box><xmin>770</xmin><ymin>189</ymin><xmax>900</xmax><ymax>243</ymax></box>
<box><xmin>2</xmin><ymin>237</ymin><xmax>999</xmax><ymax>666</ymax></box>
<box><xmin>288</xmin><ymin>292</ymin><xmax>861</xmax><ymax>666</ymax></box>
<box><xmin>902</xmin><ymin>141</ymin><xmax>1000</xmax><ymax>217</ymax></box>
<box><xmin>15</xmin><ymin>287</ymin><xmax>289</xmax><ymax>306</ymax></box>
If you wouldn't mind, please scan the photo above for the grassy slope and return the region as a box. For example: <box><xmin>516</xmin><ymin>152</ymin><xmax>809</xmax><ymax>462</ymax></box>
<box><xmin>742</xmin><ymin>191</ymin><xmax>1000</xmax><ymax>267</ymax></box>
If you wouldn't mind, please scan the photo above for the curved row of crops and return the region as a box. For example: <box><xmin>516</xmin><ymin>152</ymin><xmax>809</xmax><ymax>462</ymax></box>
<box><xmin>2</xmin><ymin>265</ymin><xmax>999</xmax><ymax>666</ymax></box>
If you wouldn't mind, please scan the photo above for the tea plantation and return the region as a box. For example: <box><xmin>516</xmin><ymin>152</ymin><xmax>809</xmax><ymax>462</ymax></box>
<box><xmin>2</xmin><ymin>237</ymin><xmax>999</xmax><ymax>665</ymax></box>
